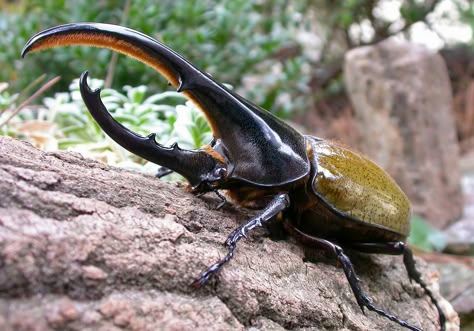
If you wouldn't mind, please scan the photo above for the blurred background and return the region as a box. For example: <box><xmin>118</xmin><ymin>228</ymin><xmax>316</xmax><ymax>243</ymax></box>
<box><xmin>1</xmin><ymin>0</ymin><xmax>474</xmax><ymax>328</ymax></box>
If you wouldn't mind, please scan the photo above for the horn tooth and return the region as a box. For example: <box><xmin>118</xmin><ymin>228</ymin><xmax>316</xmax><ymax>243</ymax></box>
<box><xmin>176</xmin><ymin>77</ymin><xmax>194</xmax><ymax>93</ymax></box>
<box><xmin>147</xmin><ymin>133</ymin><xmax>157</xmax><ymax>142</ymax></box>
<box><xmin>176</xmin><ymin>71</ymin><xmax>200</xmax><ymax>93</ymax></box>
<box><xmin>176</xmin><ymin>78</ymin><xmax>185</xmax><ymax>93</ymax></box>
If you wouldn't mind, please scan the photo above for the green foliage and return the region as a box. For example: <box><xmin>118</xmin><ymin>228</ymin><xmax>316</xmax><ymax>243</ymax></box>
<box><xmin>407</xmin><ymin>215</ymin><xmax>447</xmax><ymax>252</ymax></box>
<box><xmin>2</xmin><ymin>0</ymin><xmax>310</xmax><ymax>117</ymax></box>
<box><xmin>400</xmin><ymin>2</ymin><xmax>431</xmax><ymax>24</ymax></box>
<box><xmin>2</xmin><ymin>0</ymin><xmax>457</xmax><ymax>120</ymax></box>
<box><xmin>335</xmin><ymin>0</ymin><xmax>364</xmax><ymax>29</ymax></box>
<box><xmin>0</xmin><ymin>83</ymin><xmax>18</xmax><ymax>111</ymax></box>
<box><xmin>243</xmin><ymin>57</ymin><xmax>310</xmax><ymax>118</ymax></box>
<box><xmin>457</xmin><ymin>0</ymin><xmax>474</xmax><ymax>48</ymax></box>
<box><xmin>1</xmin><ymin>78</ymin><xmax>211</xmax><ymax>172</ymax></box>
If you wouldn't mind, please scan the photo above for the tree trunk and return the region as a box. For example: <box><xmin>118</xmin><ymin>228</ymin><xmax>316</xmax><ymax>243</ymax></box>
<box><xmin>0</xmin><ymin>136</ymin><xmax>458</xmax><ymax>330</ymax></box>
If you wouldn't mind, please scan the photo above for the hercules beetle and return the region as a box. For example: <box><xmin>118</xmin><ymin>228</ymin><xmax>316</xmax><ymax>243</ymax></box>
<box><xmin>22</xmin><ymin>23</ymin><xmax>446</xmax><ymax>331</ymax></box>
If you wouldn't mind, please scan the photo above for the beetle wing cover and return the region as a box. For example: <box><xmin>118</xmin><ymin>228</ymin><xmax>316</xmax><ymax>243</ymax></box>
<box><xmin>309</xmin><ymin>138</ymin><xmax>411</xmax><ymax>237</ymax></box>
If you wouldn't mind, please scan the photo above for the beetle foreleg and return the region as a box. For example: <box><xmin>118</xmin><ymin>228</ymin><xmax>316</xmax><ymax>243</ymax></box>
<box><xmin>349</xmin><ymin>241</ymin><xmax>446</xmax><ymax>331</ymax></box>
<box><xmin>214</xmin><ymin>190</ymin><xmax>227</xmax><ymax>210</ymax></box>
<box><xmin>191</xmin><ymin>193</ymin><xmax>290</xmax><ymax>288</ymax></box>
<box><xmin>194</xmin><ymin>190</ymin><xmax>227</xmax><ymax>210</ymax></box>
<box><xmin>156</xmin><ymin>166</ymin><xmax>173</xmax><ymax>178</ymax></box>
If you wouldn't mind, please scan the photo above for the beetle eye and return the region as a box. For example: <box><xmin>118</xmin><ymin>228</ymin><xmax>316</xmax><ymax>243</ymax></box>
<box><xmin>207</xmin><ymin>166</ymin><xmax>226</xmax><ymax>183</ymax></box>
<box><xmin>214</xmin><ymin>167</ymin><xmax>226</xmax><ymax>179</ymax></box>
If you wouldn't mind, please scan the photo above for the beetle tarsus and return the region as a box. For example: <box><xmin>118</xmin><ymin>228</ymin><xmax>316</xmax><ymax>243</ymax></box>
<box><xmin>401</xmin><ymin>245</ymin><xmax>446</xmax><ymax>331</ymax></box>
<box><xmin>192</xmin><ymin>193</ymin><xmax>290</xmax><ymax>287</ymax></box>
<box><xmin>194</xmin><ymin>190</ymin><xmax>227</xmax><ymax>210</ymax></box>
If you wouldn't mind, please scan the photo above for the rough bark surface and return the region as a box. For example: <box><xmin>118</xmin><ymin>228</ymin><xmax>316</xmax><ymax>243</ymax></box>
<box><xmin>344</xmin><ymin>39</ymin><xmax>462</xmax><ymax>229</ymax></box>
<box><xmin>0</xmin><ymin>136</ymin><xmax>459</xmax><ymax>331</ymax></box>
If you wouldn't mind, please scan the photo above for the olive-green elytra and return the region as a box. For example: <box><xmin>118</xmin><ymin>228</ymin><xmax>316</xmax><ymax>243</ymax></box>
<box><xmin>311</xmin><ymin>139</ymin><xmax>411</xmax><ymax>237</ymax></box>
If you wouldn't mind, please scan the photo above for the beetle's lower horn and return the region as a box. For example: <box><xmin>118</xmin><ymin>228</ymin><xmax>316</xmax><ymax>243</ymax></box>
<box><xmin>79</xmin><ymin>71</ymin><xmax>216</xmax><ymax>187</ymax></box>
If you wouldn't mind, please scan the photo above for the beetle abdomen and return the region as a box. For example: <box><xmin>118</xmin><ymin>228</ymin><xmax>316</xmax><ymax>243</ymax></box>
<box><xmin>308</xmin><ymin>137</ymin><xmax>411</xmax><ymax>238</ymax></box>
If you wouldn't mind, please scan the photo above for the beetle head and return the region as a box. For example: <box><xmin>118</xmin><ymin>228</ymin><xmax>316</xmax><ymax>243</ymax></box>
<box><xmin>22</xmin><ymin>23</ymin><xmax>310</xmax><ymax>189</ymax></box>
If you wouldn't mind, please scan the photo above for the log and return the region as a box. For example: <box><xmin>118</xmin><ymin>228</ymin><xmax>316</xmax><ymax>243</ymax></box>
<box><xmin>0</xmin><ymin>136</ymin><xmax>459</xmax><ymax>330</ymax></box>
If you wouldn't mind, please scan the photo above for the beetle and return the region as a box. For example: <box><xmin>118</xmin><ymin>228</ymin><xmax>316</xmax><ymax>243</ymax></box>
<box><xmin>22</xmin><ymin>23</ymin><xmax>446</xmax><ymax>331</ymax></box>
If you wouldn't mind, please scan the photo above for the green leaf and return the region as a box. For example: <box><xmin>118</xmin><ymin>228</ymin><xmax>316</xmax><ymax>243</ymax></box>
<box><xmin>407</xmin><ymin>215</ymin><xmax>447</xmax><ymax>252</ymax></box>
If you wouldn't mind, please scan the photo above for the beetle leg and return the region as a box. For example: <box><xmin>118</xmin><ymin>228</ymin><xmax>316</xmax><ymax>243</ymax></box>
<box><xmin>214</xmin><ymin>190</ymin><xmax>227</xmax><ymax>210</ymax></box>
<box><xmin>191</xmin><ymin>193</ymin><xmax>290</xmax><ymax>288</ymax></box>
<box><xmin>349</xmin><ymin>242</ymin><xmax>446</xmax><ymax>331</ymax></box>
<box><xmin>195</xmin><ymin>189</ymin><xmax>227</xmax><ymax>210</ymax></box>
<box><xmin>156</xmin><ymin>166</ymin><xmax>173</xmax><ymax>178</ymax></box>
<box><xmin>284</xmin><ymin>222</ymin><xmax>423</xmax><ymax>331</ymax></box>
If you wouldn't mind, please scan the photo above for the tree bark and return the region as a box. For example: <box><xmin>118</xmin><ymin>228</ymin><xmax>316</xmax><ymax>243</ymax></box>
<box><xmin>0</xmin><ymin>136</ymin><xmax>459</xmax><ymax>330</ymax></box>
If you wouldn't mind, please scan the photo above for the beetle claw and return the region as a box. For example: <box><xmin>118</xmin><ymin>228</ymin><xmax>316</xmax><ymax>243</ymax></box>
<box><xmin>193</xmin><ymin>194</ymin><xmax>289</xmax><ymax>289</ymax></box>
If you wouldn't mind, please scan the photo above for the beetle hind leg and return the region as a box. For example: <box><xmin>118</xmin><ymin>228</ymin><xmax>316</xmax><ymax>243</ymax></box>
<box><xmin>334</xmin><ymin>245</ymin><xmax>422</xmax><ymax>331</ymax></box>
<box><xmin>350</xmin><ymin>241</ymin><xmax>446</xmax><ymax>331</ymax></box>
<box><xmin>284</xmin><ymin>223</ymin><xmax>423</xmax><ymax>331</ymax></box>
<box><xmin>191</xmin><ymin>193</ymin><xmax>290</xmax><ymax>288</ymax></box>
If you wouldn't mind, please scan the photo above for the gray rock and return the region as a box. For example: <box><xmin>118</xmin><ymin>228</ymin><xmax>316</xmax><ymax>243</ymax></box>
<box><xmin>433</xmin><ymin>259</ymin><xmax>474</xmax><ymax>330</ymax></box>
<box><xmin>443</xmin><ymin>173</ymin><xmax>474</xmax><ymax>255</ymax></box>
<box><xmin>444</xmin><ymin>218</ymin><xmax>474</xmax><ymax>255</ymax></box>
<box><xmin>344</xmin><ymin>38</ymin><xmax>462</xmax><ymax>229</ymax></box>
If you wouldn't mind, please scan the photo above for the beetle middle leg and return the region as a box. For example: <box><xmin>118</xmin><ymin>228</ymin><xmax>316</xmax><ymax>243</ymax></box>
<box><xmin>191</xmin><ymin>193</ymin><xmax>290</xmax><ymax>288</ymax></box>
<box><xmin>284</xmin><ymin>222</ymin><xmax>423</xmax><ymax>331</ymax></box>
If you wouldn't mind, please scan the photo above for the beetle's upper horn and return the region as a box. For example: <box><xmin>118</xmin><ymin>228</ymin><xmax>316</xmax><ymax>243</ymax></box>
<box><xmin>22</xmin><ymin>23</ymin><xmax>310</xmax><ymax>186</ymax></box>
